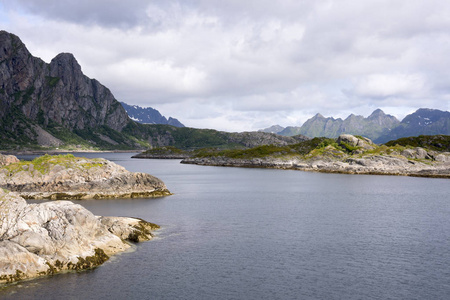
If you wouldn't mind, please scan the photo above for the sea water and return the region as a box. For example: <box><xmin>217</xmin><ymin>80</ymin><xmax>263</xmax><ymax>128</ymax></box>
<box><xmin>1</xmin><ymin>153</ymin><xmax>450</xmax><ymax>299</ymax></box>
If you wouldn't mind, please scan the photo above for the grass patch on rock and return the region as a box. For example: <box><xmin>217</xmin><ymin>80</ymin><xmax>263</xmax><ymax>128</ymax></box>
<box><xmin>1</xmin><ymin>154</ymin><xmax>104</xmax><ymax>177</ymax></box>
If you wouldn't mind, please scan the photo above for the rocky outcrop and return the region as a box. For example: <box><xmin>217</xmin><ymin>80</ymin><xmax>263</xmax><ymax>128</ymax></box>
<box><xmin>132</xmin><ymin>146</ymin><xmax>191</xmax><ymax>159</ymax></box>
<box><xmin>337</xmin><ymin>134</ymin><xmax>375</xmax><ymax>151</ymax></box>
<box><xmin>182</xmin><ymin>135</ymin><xmax>450</xmax><ymax>178</ymax></box>
<box><xmin>0</xmin><ymin>189</ymin><xmax>158</xmax><ymax>284</ymax></box>
<box><xmin>0</xmin><ymin>154</ymin><xmax>19</xmax><ymax>166</ymax></box>
<box><xmin>99</xmin><ymin>217</ymin><xmax>160</xmax><ymax>243</ymax></box>
<box><xmin>0</xmin><ymin>154</ymin><xmax>171</xmax><ymax>200</ymax></box>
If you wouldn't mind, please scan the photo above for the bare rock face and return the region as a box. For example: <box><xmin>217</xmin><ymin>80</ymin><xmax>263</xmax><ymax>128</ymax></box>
<box><xmin>0</xmin><ymin>189</ymin><xmax>159</xmax><ymax>284</ymax></box>
<box><xmin>0</xmin><ymin>154</ymin><xmax>171</xmax><ymax>200</ymax></box>
<box><xmin>337</xmin><ymin>134</ymin><xmax>375</xmax><ymax>151</ymax></box>
<box><xmin>0</xmin><ymin>154</ymin><xmax>19</xmax><ymax>166</ymax></box>
<box><xmin>0</xmin><ymin>30</ymin><xmax>130</xmax><ymax>143</ymax></box>
<box><xmin>99</xmin><ymin>216</ymin><xmax>160</xmax><ymax>243</ymax></box>
<box><xmin>401</xmin><ymin>147</ymin><xmax>430</xmax><ymax>159</ymax></box>
<box><xmin>0</xmin><ymin>190</ymin><xmax>121</xmax><ymax>283</ymax></box>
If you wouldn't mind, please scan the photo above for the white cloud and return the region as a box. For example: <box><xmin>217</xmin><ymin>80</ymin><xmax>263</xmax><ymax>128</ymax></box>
<box><xmin>346</xmin><ymin>73</ymin><xmax>428</xmax><ymax>100</ymax></box>
<box><xmin>0</xmin><ymin>0</ymin><xmax>449</xmax><ymax>131</ymax></box>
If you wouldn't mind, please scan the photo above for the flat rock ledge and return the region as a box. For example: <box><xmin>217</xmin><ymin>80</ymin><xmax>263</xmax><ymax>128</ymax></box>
<box><xmin>181</xmin><ymin>151</ymin><xmax>450</xmax><ymax>178</ymax></box>
<box><xmin>0</xmin><ymin>189</ymin><xmax>159</xmax><ymax>284</ymax></box>
<box><xmin>0</xmin><ymin>154</ymin><xmax>171</xmax><ymax>200</ymax></box>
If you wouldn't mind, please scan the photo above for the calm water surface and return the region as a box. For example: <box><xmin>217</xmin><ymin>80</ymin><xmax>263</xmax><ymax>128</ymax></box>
<box><xmin>1</xmin><ymin>153</ymin><xmax>450</xmax><ymax>299</ymax></box>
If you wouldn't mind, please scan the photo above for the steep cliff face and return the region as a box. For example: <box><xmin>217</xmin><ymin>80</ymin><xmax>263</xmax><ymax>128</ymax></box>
<box><xmin>0</xmin><ymin>30</ymin><xmax>130</xmax><ymax>146</ymax></box>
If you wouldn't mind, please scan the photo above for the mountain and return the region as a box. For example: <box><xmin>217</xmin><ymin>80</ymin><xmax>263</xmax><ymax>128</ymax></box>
<box><xmin>120</xmin><ymin>102</ymin><xmax>184</xmax><ymax>127</ymax></box>
<box><xmin>0</xmin><ymin>30</ymin><xmax>135</xmax><ymax>149</ymax></box>
<box><xmin>375</xmin><ymin>109</ymin><xmax>450</xmax><ymax>143</ymax></box>
<box><xmin>0</xmin><ymin>30</ymin><xmax>310</xmax><ymax>150</ymax></box>
<box><xmin>267</xmin><ymin>108</ymin><xmax>449</xmax><ymax>143</ymax></box>
<box><xmin>258</xmin><ymin>125</ymin><xmax>285</xmax><ymax>134</ymax></box>
<box><xmin>275</xmin><ymin>109</ymin><xmax>400</xmax><ymax>141</ymax></box>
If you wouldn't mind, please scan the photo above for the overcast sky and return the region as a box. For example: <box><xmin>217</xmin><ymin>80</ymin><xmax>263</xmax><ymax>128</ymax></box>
<box><xmin>1</xmin><ymin>0</ymin><xmax>449</xmax><ymax>131</ymax></box>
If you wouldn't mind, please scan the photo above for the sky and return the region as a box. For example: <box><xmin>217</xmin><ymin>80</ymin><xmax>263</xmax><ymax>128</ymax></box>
<box><xmin>1</xmin><ymin>0</ymin><xmax>449</xmax><ymax>132</ymax></box>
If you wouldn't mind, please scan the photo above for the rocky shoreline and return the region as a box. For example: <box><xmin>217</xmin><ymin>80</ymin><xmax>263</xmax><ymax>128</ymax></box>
<box><xmin>182</xmin><ymin>155</ymin><xmax>450</xmax><ymax>178</ymax></box>
<box><xmin>0</xmin><ymin>153</ymin><xmax>170</xmax><ymax>284</ymax></box>
<box><xmin>0</xmin><ymin>154</ymin><xmax>171</xmax><ymax>200</ymax></box>
<box><xmin>181</xmin><ymin>135</ymin><xmax>450</xmax><ymax>178</ymax></box>
<box><xmin>0</xmin><ymin>189</ymin><xmax>159</xmax><ymax>284</ymax></box>
<box><xmin>132</xmin><ymin>153</ymin><xmax>189</xmax><ymax>159</ymax></box>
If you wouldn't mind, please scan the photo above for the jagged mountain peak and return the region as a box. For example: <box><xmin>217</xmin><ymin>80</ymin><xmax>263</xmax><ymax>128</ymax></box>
<box><xmin>368</xmin><ymin>108</ymin><xmax>386</xmax><ymax>118</ymax></box>
<box><xmin>49</xmin><ymin>52</ymin><xmax>84</xmax><ymax>80</ymax></box>
<box><xmin>402</xmin><ymin>108</ymin><xmax>449</xmax><ymax>124</ymax></box>
<box><xmin>345</xmin><ymin>113</ymin><xmax>363</xmax><ymax>121</ymax></box>
<box><xmin>259</xmin><ymin>125</ymin><xmax>285</xmax><ymax>134</ymax></box>
<box><xmin>313</xmin><ymin>113</ymin><xmax>325</xmax><ymax>119</ymax></box>
<box><xmin>120</xmin><ymin>102</ymin><xmax>184</xmax><ymax>127</ymax></box>
<box><xmin>50</xmin><ymin>53</ymin><xmax>80</xmax><ymax>68</ymax></box>
<box><xmin>375</xmin><ymin>108</ymin><xmax>449</xmax><ymax>143</ymax></box>
<box><xmin>278</xmin><ymin>108</ymin><xmax>402</xmax><ymax>140</ymax></box>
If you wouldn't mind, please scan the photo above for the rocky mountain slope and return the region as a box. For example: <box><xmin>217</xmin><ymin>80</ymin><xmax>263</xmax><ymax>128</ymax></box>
<box><xmin>0</xmin><ymin>31</ymin><xmax>131</xmax><ymax>147</ymax></box>
<box><xmin>276</xmin><ymin>109</ymin><xmax>400</xmax><ymax>140</ymax></box>
<box><xmin>375</xmin><ymin>109</ymin><xmax>450</xmax><ymax>143</ymax></box>
<box><xmin>120</xmin><ymin>102</ymin><xmax>184</xmax><ymax>127</ymax></box>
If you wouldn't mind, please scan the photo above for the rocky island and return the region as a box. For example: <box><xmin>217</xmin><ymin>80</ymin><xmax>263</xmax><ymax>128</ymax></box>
<box><xmin>0</xmin><ymin>154</ymin><xmax>171</xmax><ymax>200</ymax></box>
<box><xmin>181</xmin><ymin>135</ymin><xmax>450</xmax><ymax>178</ymax></box>
<box><xmin>0</xmin><ymin>154</ymin><xmax>170</xmax><ymax>284</ymax></box>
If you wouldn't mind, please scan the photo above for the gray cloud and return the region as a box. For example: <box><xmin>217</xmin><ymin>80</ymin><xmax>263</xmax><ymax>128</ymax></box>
<box><xmin>2</xmin><ymin>0</ymin><xmax>150</xmax><ymax>28</ymax></box>
<box><xmin>0</xmin><ymin>0</ymin><xmax>449</xmax><ymax>131</ymax></box>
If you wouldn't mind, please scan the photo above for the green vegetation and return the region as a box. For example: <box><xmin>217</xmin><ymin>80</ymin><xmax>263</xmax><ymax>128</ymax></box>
<box><xmin>338</xmin><ymin>141</ymin><xmax>360</xmax><ymax>153</ymax></box>
<box><xmin>141</xmin><ymin>146</ymin><xmax>188</xmax><ymax>156</ymax></box>
<box><xmin>0</xmin><ymin>104</ymin><xmax>37</xmax><ymax>149</ymax></box>
<box><xmin>186</xmin><ymin>134</ymin><xmax>449</xmax><ymax>162</ymax></box>
<box><xmin>2</xmin><ymin>154</ymin><xmax>103</xmax><ymax>176</ymax></box>
<box><xmin>191</xmin><ymin>137</ymin><xmax>340</xmax><ymax>159</ymax></box>
<box><xmin>385</xmin><ymin>135</ymin><xmax>450</xmax><ymax>152</ymax></box>
<box><xmin>45</xmin><ymin>76</ymin><xmax>60</xmax><ymax>88</ymax></box>
<box><xmin>123</xmin><ymin>122</ymin><xmax>234</xmax><ymax>150</ymax></box>
<box><xmin>194</xmin><ymin>144</ymin><xmax>291</xmax><ymax>159</ymax></box>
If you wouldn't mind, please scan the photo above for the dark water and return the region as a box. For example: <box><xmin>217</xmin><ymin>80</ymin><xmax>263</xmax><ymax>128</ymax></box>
<box><xmin>1</xmin><ymin>153</ymin><xmax>450</xmax><ymax>299</ymax></box>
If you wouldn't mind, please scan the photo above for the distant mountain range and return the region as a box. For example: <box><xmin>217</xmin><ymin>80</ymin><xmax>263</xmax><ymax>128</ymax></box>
<box><xmin>260</xmin><ymin>108</ymin><xmax>449</xmax><ymax>143</ymax></box>
<box><xmin>120</xmin><ymin>102</ymin><xmax>184</xmax><ymax>127</ymax></box>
